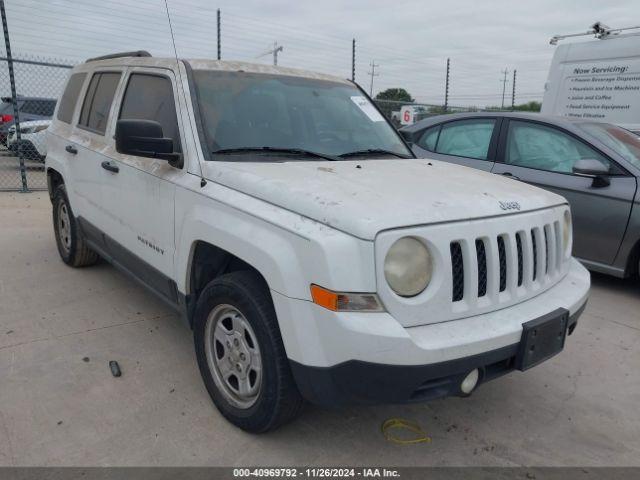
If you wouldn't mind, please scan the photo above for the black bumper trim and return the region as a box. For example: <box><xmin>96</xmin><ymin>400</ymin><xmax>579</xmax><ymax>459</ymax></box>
<box><xmin>290</xmin><ymin>305</ymin><xmax>585</xmax><ymax>407</ymax></box>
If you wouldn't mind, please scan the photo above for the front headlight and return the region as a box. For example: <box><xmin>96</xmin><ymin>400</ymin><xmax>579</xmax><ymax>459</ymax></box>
<box><xmin>563</xmin><ymin>210</ymin><xmax>572</xmax><ymax>256</ymax></box>
<box><xmin>384</xmin><ymin>237</ymin><xmax>432</xmax><ymax>297</ymax></box>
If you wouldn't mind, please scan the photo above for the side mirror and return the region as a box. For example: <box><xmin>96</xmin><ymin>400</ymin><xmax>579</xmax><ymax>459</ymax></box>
<box><xmin>399</xmin><ymin>130</ymin><xmax>413</xmax><ymax>142</ymax></box>
<box><xmin>572</xmin><ymin>158</ymin><xmax>609</xmax><ymax>176</ymax></box>
<box><xmin>572</xmin><ymin>159</ymin><xmax>610</xmax><ymax>188</ymax></box>
<box><xmin>115</xmin><ymin>119</ymin><xmax>182</xmax><ymax>166</ymax></box>
<box><xmin>399</xmin><ymin>130</ymin><xmax>414</xmax><ymax>147</ymax></box>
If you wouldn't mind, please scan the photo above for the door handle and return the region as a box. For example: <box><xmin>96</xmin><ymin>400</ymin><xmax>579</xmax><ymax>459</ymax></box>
<box><xmin>65</xmin><ymin>145</ymin><xmax>78</xmax><ymax>155</ymax></box>
<box><xmin>101</xmin><ymin>160</ymin><xmax>119</xmax><ymax>173</ymax></box>
<box><xmin>501</xmin><ymin>172</ymin><xmax>521</xmax><ymax>181</ymax></box>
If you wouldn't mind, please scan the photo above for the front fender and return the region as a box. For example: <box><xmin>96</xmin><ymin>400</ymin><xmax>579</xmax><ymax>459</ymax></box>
<box><xmin>174</xmin><ymin>181</ymin><xmax>377</xmax><ymax>301</ymax></box>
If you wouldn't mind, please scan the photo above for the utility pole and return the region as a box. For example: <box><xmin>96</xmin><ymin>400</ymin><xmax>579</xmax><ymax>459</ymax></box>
<box><xmin>272</xmin><ymin>41</ymin><xmax>283</xmax><ymax>66</ymax></box>
<box><xmin>368</xmin><ymin>60</ymin><xmax>379</xmax><ymax>97</ymax></box>
<box><xmin>0</xmin><ymin>0</ymin><xmax>27</xmax><ymax>192</ymax></box>
<box><xmin>351</xmin><ymin>38</ymin><xmax>356</xmax><ymax>82</ymax></box>
<box><xmin>500</xmin><ymin>68</ymin><xmax>509</xmax><ymax>109</ymax></box>
<box><xmin>216</xmin><ymin>8</ymin><xmax>221</xmax><ymax>60</ymax></box>
<box><xmin>256</xmin><ymin>42</ymin><xmax>284</xmax><ymax>66</ymax></box>
<box><xmin>511</xmin><ymin>69</ymin><xmax>517</xmax><ymax>109</ymax></box>
<box><xmin>444</xmin><ymin>57</ymin><xmax>450</xmax><ymax>112</ymax></box>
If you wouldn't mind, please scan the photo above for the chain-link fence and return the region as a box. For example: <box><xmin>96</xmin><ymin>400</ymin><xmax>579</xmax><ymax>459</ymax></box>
<box><xmin>0</xmin><ymin>0</ymin><xmax>549</xmax><ymax>191</ymax></box>
<box><xmin>373</xmin><ymin>99</ymin><xmax>479</xmax><ymax>127</ymax></box>
<box><xmin>0</xmin><ymin>56</ymin><xmax>74</xmax><ymax>191</ymax></box>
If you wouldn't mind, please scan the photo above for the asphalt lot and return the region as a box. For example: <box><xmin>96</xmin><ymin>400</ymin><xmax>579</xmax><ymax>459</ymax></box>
<box><xmin>0</xmin><ymin>192</ymin><xmax>639</xmax><ymax>467</ymax></box>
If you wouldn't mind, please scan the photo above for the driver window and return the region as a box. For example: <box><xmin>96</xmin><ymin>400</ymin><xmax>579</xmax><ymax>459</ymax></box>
<box><xmin>506</xmin><ymin>121</ymin><xmax>609</xmax><ymax>174</ymax></box>
<box><xmin>119</xmin><ymin>73</ymin><xmax>182</xmax><ymax>154</ymax></box>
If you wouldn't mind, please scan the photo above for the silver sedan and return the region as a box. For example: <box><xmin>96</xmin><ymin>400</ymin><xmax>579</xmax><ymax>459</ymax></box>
<box><xmin>400</xmin><ymin>112</ymin><xmax>640</xmax><ymax>279</ymax></box>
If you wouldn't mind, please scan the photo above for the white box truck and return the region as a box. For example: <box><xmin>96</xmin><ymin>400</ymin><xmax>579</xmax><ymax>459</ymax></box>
<box><xmin>541</xmin><ymin>23</ymin><xmax>640</xmax><ymax>134</ymax></box>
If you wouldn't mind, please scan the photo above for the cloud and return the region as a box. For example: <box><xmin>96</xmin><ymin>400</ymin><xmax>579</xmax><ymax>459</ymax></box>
<box><xmin>4</xmin><ymin>0</ymin><xmax>636</xmax><ymax>106</ymax></box>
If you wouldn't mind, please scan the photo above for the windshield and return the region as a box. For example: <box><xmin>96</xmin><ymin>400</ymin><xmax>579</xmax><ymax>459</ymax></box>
<box><xmin>193</xmin><ymin>70</ymin><xmax>412</xmax><ymax>160</ymax></box>
<box><xmin>579</xmin><ymin>123</ymin><xmax>640</xmax><ymax>170</ymax></box>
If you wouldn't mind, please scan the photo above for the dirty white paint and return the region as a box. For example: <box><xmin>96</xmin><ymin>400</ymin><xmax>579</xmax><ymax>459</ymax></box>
<box><xmin>201</xmin><ymin>158</ymin><xmax>567</xmax><ymax>240</ymax></box>
<box><xmin>45</xmin><ymin>55</ymin><xmax>590</xmax><ymax>378</ymax></box>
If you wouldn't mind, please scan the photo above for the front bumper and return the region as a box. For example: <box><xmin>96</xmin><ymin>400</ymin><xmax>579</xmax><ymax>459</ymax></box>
<box><xmin>272</xmin><ymin>258</ymin><xmax>589</xmax><ymax>406</ymax></box>
<box><xmin>290</xmin><ymin>304</ymin><xmax>584</xmax><ymax>406</ymax></box>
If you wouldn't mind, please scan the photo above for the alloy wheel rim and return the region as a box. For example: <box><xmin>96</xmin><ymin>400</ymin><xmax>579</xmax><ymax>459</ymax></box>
<box><xmin>57</xmin><ymin>202</ymin><xmax>71</xmax><ymax>254</ymax></box>
<box><xmin>204</xmin><ymin>304</ymin><xmax>262</xmax><ymax>409</ymax></box>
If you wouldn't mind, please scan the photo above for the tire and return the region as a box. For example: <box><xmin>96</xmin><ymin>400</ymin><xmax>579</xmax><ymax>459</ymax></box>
<box><xmin>193</xmin><ymin>270</ymin><xmax>303</xmax><ymax>432</ymax></box>
<box><xmin>52</xmin><ymin>184</ymin><xmax>99</xmax><ymax>267</ymax></box>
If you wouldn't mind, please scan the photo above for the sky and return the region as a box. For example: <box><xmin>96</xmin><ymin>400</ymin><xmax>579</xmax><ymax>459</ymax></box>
<box><xmin>3</xmin><ymin>0</ymin><xmax>638</xmax><ymax>106</ymax></box>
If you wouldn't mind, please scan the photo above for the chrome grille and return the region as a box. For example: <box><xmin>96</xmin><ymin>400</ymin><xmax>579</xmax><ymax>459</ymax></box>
<box><xmin>498</xmin><ymin>236</ymin><xmax>507</xmax><ymax>293</ymax></box>
<box><xmin>531</xmin><ymin>229</ymin><xmax>537</xmax><ymax>281</ymax></box>
<box><xmin>516</xmin><ymin>232</ymin><xmax>524</xmax><ymax>287</ymax></box>
<box><xmin>451</xmin><ymin>220</ymin><xmax>563</xmax><ymax>303</ymax></box>
<box><xmin>450</xmin><ymin>242</ymin><xmax>464</xmax><ymax>302</ymax></box>
<box><xmin>476</xmin><ymin>239</ymin><xmax>487</xmax><ymax>297</ymax></box>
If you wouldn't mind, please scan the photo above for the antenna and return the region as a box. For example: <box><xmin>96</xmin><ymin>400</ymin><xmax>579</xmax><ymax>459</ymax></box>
<box><xmin>256</xmin><ymin>42</ymin><xmax>284</xmax><ymax>66</ymax></box>
<box><xmin>163</xmin><ymin>0</ymin><xmax>179</xmax><ymax>60</ymax></box>
<box><xmin>163</xmin><ymin>0</ymin><xmax>207</xmax><ymax>186</ymax></box>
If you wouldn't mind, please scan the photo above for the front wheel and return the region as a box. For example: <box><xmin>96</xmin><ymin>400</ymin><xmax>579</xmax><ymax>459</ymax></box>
<box><xmin>193</xmin><ymin>271</ymin><xmax>303</xmax><ymax>432</ymax></box>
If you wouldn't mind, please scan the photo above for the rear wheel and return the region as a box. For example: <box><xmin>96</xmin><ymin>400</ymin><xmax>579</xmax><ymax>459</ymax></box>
<box><xmin>52</xmin><ymin>184</ymin><xmax>99</xmax><ymax>267</ymax></box>
<box><xmin>194</xmin><ymin>271</ymin><xmax>303</xmax><ymax>432</ymax></box>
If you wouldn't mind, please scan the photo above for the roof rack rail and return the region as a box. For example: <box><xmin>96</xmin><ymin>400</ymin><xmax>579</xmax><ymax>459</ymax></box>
<box><xmin>550</xmin><ymin>22</ymin><xmax>640</xmax><ymax>44</ymax></box>
<box><xmin>86</xmin><ymin>51</ymin><xmax>152</xmax><ymax>62</ymax></box>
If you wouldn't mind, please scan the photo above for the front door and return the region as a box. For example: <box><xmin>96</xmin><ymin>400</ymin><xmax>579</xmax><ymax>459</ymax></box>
<box><xmin>99</xmin><ymin>68</ymin><xmax>185</xmax><ymax>304</ymax></box>
<box><xmin>492</xmin><ymin>118</ymin><xmax>636</xmax><ymax>266</ymax></box>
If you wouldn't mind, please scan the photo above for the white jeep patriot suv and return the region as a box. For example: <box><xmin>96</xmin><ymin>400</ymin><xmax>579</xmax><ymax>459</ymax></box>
<box><xmin>46</xmin><ymin>51</ymin><xmax>590</xmax><ymax>432</ymax></box>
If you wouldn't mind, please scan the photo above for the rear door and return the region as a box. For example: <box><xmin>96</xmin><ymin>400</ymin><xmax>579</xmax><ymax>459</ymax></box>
<box><xmin>65</xmin><ymin>70</ymin><xmax>122</xmax><ymax>234</ymax></box>
<box><xmin>492</xmin><ymin>118</ymin><xmax>636</xmax><ymax>265</ymax></box>
<box><xmin>410</xmin><ymin>117</ymin><xmax>501</xmax><ymax>172</ymax></box>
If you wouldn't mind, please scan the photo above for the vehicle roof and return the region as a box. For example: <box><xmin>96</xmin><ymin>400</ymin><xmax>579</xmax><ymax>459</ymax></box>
<box><xmin>73</xmin><ymin>56</ymin><xmax>352</xmax><ymax>85</ymax></box>
<box><xmin>400</xmin><ymin>110</ymin><xmax>608</xmax><ymax>133</ymax></box>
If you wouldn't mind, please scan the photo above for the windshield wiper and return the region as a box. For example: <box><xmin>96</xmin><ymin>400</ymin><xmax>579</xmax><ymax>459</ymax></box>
<box><xmin>339</xmin><ymin>148</ymin><xmax>412</xmax><ymax>159</ymax></box>
<box><xmin>212</xmin><ymin>146</ymin><xmax>339</xmax><ymax>162</ymax></box>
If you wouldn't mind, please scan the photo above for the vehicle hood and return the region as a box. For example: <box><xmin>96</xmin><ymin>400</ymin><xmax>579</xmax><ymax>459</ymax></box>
<box><xmin>202</xmin><ymin>158</ymin><xmax>566</xmax><ymax>240</ymax></box>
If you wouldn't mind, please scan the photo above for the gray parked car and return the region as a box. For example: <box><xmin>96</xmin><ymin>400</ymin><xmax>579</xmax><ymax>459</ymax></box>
<box><xmin>400</xmin><ymin>112</ymin><xmax>640</xmax><ymax>279</ymax></box>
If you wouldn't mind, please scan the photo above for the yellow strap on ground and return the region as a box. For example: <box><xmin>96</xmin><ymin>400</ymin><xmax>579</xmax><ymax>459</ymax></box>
<box><xmin>381</xmin><ymin>418</ymin><xmax>432</xmax><ymax>445</ymax></box>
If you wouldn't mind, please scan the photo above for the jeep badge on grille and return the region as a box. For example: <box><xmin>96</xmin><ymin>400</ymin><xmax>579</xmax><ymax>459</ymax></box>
<box><xmin>499</xmin><ymin>201</ymin><xmax>521</xmax><ymax>211</ymax></box>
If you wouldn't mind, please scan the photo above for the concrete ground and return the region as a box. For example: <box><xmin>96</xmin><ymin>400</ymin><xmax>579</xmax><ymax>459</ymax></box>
<box><xmin>0</xmin><ymin>149</ymin><xmax>47</xmax><ymax>191</ymax></box>
<box><xmin>1</xmin><ymin>192</ymin><xmax>639</xmax><ymax>467</ymax></box>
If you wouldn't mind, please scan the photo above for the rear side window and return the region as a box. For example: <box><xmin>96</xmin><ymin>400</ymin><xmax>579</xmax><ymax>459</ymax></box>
<box><xmin>435</xmin><ymin>119</ymin><xmax>496</xmax><ymax>160</ymax></box>
<box><xmin>119</xmin><ymin>73</ymin><xmax>181</xmax><ymax>152</ymax></box>
<box><xmin>79</xmin><ymin>72</ymin><xmax>121</xmax><ymax>134</ymax></box>
<box><xmin>57</xmin><ymin>73</ymin><xmax>86</xmax><ymax>123</ymax></box>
